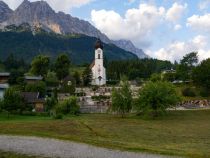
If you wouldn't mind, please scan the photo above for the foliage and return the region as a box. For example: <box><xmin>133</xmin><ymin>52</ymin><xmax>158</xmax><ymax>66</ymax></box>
<box><xmin>30</xmin><ymin>55</ymin><xmax>50</xmax><ymax>76</ymax></box>
<box><xmin>0</xmin><ymin>30</ymin><xmax>137</xmax><ymax>64</ymax></box>
<box><xmin>8</xmin><ymin>69</ymin><xmax>25</xmax><ymax>85</ymax></box>
<box><xmin>111</xmin><ymin>78</ymin><xmax>132</xmax><ymax>117</ymax></box>
<box><xmin>199</xmin><ymin>87</ymin><xmax>210</xmax><ymax>97</ymax></box>
<box><xmin>55</xmin><ymin>54</ymin><xmax>71</xmax><ymax>80</ymax></box>
<box><xmin>150</xmin><ymin>73</ymin><xmax>162</xmax><ymax>82</ymax></box>
<box><xmin>137</xmin><ymin>81</ymin><xmax>180</xmax><ymax>118</ymax></box>
<box><xmin>2</xmin><ymin>88</ymin><xmax>25</xmax><ymax>116</ymax></box>
<box><xmin>192</xmin><ymin>58</ymin><xmax>210</xmax><ymax>91</ymax></box>
<box><xmin>45</xmin><ymin>71</ymin><xmax>59</xmax><ymax>87</ymax></box>
<box><xmin>91</xmin><ymin>95</ymin><xmax>110</xmax><ymax>101</ymax></box>
<box><xmin>82</xmin><ymin>66</ymin><xmax>92</xmax><ymax>86</ymax></box>
<box><xmin>107</xmin><ymin>59</ymin><xmax>173</xmax><ymax>81</ymax></box>
<box><xmin>55</xmin><ymin>96</ymin><xmax>80</xmax><ymax>115</ymax></box>
<box><xmin>25</xmin><ymin>81</ymin><xmax>46</xmax><ymax>97</ymax></box>
<box><xmin>163</xmin><ymin>72</ymin><xmax>176</xmax><ymax>82</ymax></box>
<box><xmin>176</xmin><ymin>52</ymin><xmax>198</xmax><ymax>81</ymax></box>
<box><xmin>73</xmin><ymin>71</ymin><xmax>81</xmax><ymax>86</ymax></box>
<box><xmin>3</xmin><ymin>54</ymin><xmax>28</xmax><ymax>71</ymax></box>
<box><xmin>45</xmin><ymin>96</ymin><xmax>57</xmax><ymax>112</ymax></box>
<box><xmin>60</xmin><ymin>79</ymin><xmax>76</xmax><ymax>95</ymax></box>
<box><xmin>182</xmin><ymin>87</ymin><xmax>196</xmax><ymax>97</ymax></box>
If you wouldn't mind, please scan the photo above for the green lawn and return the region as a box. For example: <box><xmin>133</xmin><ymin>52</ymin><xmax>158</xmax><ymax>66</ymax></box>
<box><xmin>0</xmin><ymin>151</ymin><xmax>38</xmax><ymax>158</ymax></box>
<box><xmin>0</xmin><ymin>110</ymin><xmax>210</xmax><ymax>158</ymax></box>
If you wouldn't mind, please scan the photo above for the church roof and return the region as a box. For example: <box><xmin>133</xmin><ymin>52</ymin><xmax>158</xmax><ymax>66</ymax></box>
<box><xmin>95</xmin><ymin>39</ymin><xmax>103</xmax><ymax>50</ymax></box>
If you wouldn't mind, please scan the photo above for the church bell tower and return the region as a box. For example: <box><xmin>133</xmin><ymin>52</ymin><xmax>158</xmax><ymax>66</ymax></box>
<box><xmin>91</xmin><ymin>39</ymin><xmax>106</xmax><ymax>86</ymax></box>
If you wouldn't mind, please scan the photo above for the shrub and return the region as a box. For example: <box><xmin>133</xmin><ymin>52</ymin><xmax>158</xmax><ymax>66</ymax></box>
<box><xmin>182</xmin><ymin>87</ymin><xmax>196</xmax><ymax>97</ymax></box>
<box><xmin>53</xmin><ymin>113</ymin><xmax>63</xmax><ymax>119</ymax></box>
<box><xmin>111</xmin><ymin>78</ymin><xmax>132</xmax><ymax>118</ymax></box>
<box><xmin>137</xmin><ymin>81</ymin><xmax>180</xmax><ymax>118</ymax></box>
<box><xmin>199</xmin><ymin>88</ymin><xmax>210</xmax><ymax>97</ymax></box>
<box><xmin>55</xmin><ymin>96</ymin><xmax>80</xmax><ymax>115</ymax></box>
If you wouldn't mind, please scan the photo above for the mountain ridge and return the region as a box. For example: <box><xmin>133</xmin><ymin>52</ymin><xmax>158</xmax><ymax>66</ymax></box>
<box><xmin>0</xmin><ymin>0</ymin><xmax>148</xmax><ymax>58</ymax></box>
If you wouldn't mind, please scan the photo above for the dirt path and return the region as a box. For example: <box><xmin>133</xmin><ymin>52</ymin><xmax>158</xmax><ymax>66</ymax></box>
<box><xmin>0</xmin><ymin>135</ymin><xmax>178</xmax><ymax>158</ymax></box>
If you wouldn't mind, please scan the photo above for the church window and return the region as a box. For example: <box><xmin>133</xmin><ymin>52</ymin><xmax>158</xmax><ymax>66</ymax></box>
<box><xmin>98</xmin><ymin>53</ymin><xmax>101</xmax><ymax>59</ymax></box>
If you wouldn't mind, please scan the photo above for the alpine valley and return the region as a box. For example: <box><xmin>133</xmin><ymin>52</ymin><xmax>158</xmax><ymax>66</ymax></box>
<box><xmin>0</xmin><ymin>0</ymin><xmax>147</xmax><ymax>64</ymax></box>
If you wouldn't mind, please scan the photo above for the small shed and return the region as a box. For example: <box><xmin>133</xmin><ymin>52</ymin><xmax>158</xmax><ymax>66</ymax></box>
<box><xmin>24</xmin><ymin>75</ymin><xmax>43</xmax><ymax>84</ymax></box>
<box><xmin>21</xmin><ymin>92</ymin><xmax>45</xmax><ymax>112</ymax></box>
<box><xmin>0</xmin><ymin>72</ymin><xmax>10</xmax><ymax>84</ymax></box>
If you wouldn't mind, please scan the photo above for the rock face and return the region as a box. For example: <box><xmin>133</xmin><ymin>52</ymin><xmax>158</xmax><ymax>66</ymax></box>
<box><xmin>0</xmin><ymin>0</ymin><xmax>147</xmax><ymax>58</ymax></box>
<box><xmin>0</xmin><ymin>1</ymin><xmax>13</xmax><ymax>23</ymax></box>
<box><xmin>113</xmin><ymin>40</ymin><xmax>148</xmax><ymax>58</ymax></box>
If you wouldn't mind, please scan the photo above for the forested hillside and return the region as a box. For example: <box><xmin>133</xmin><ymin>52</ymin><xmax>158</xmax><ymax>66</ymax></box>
<box><xmin>0</xmin><ymin>30</ymin><xmax>137</xmax><ymax>64</ymax></box>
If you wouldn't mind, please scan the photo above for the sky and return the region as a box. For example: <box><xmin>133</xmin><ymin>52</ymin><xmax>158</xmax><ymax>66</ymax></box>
<box><xmin>3</xmin><ymin>0</ymin><xmax>210</xmax><ymax>62</ymax></box>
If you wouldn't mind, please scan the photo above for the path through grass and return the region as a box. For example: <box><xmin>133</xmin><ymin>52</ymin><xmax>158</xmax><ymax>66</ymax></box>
<box><xmin>0</xmin><ymin>110</ymin><xmax>209</xmax><ymax>158</ymax></box>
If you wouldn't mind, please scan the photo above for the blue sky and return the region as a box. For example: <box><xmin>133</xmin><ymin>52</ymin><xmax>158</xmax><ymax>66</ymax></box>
<box><xmin>4</xmin><ymin>0</ymin><xmax>210</xmax><ymax>61</ymax></box>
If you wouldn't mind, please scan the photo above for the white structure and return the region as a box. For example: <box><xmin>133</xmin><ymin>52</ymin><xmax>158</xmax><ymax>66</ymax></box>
<box><xmin>91</xmin><ymin>39</ymin><xmax>106</xmax><ymax>86</ymax></box>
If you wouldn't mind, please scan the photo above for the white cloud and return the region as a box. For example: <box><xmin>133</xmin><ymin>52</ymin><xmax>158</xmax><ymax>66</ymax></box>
<box><xmin>174</xmin><ymin>24</ymin><xmax>182</xmax><ymax>30</ymax></box>
<box><xmin>147</xmin><ymin>35</ymin><xmax>210</xmax><ymax>62</ymax></box>
<box><xmin>2</xmin><ymin>0</ymin><xmax>93</xmax><ymax>12</ymax></box>
<box><xmin>187</xmin><ymin>14</ymin><xmax>210</xmax><ymax>33</ymax></box>
<box><xmin>199</xmin><ymin>0</ymin><xmax>210</xmax><ymax>10</ymax></box>
<box><xmin>166</xmin><ymin>2</ymin><xmax>187</xmax><ymax>23</ymax></box>
<box><xmin>91</xmin><ymin>3</ymin><xmax>165</xmax><ymax>48</ymax></box>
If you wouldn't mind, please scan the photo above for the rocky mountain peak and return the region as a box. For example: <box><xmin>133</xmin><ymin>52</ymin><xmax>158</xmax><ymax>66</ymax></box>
<box><xmin>0</xmin><ymin>0</ymin><xmax>147</xmax><ymax>58</ymax></box>
<box><xmin>0</xmin><ymin>1</ymin><xmax>13</xmax><ymax>23</ymax></box>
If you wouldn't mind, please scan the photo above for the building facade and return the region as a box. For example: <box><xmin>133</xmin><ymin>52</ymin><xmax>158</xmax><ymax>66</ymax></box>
<box><xmin>91</xmin><ymin>39</ymin><xmax>106</xmax><ymax>86</ymax></box>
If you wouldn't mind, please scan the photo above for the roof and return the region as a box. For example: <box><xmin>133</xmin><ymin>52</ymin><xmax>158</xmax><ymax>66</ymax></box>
<box><xmin>0</xmin><ymin>84</ymin><xmax>9</xmax><ymax>89</ymax></box>
<box><xmin>25</xmin><ymin>76</ymin><xmax>43</xmax><ymax>80</ymax></box>
<box><xmin>0</xmin><ymin>72</ymin><xmax>10</xmax><ymax>77</ymax></box>
<box><xmin>95</xmin><ymin>39</ymin><xmax>103</xmax><ymax>50</ymax></box>
<box><xmin>21</xmin><ymin>92</ymin><xmax>45</xmax><ymax>103</ymax></box>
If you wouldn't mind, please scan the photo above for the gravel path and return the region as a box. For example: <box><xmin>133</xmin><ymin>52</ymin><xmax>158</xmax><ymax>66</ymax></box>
<box><xmin>0</xmin><ymin>135</ymin><xmax>176</xmax><ymax>158</ymax></box>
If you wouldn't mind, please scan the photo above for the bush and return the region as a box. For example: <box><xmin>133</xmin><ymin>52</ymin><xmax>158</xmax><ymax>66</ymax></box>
<box><xmin>182</xmin><ymin>87</ymin><xmax>196</xmax><ymax>97</ymax></box>
<box><xmin>91</xmin><ymin>95</ymin><xmax>110</xmax><ymax>101</ymax></box>
<box><xmin>137</xmin><ymin>81</ymin><xmax>180</xmax><ymax>118</ymax></box>
<box><xmin>55</xmin><ymin>96</ymin><xmax>80</xmax><ymax>115</ymax></box>
<box><xmin>53</xmin><ymin>113</ymin><xmax>63</xmax><ymax>119</ymax></box>
<box><xmin>111</xmin><ymin>78</ymin><xmax>132</xmax><ymax>118</ymax></box>
<box><xmin>199</xmin><ymin>88</ymin><xmax>210</xmax><ymax>97</ymax></box>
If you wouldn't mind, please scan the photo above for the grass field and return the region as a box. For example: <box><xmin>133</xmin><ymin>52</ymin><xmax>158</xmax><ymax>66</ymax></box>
<box><xmin>0</xmin><ymin>150</ymin><xmax>37</xmax><ymax>158</ymax></box>
<box><xmin>0</xmin><ymin>110</ymin><xmax>210</xmax><ymax>158</ymax></box>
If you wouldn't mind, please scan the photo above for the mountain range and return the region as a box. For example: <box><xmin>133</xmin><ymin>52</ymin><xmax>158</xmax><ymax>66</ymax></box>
<box><xmin>0</xmin><ymin>0</ymin><xmax>147</xmax><ymax>59</ymax></box>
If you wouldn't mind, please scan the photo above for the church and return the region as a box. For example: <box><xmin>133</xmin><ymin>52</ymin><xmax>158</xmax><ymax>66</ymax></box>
<box><xmin>90</xmin><ymin>39</ymin><xmax>106</xmax><ymax>86</ymax></box>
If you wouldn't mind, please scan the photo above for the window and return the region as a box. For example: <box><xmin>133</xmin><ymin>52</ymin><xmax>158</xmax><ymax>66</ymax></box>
<box><xmin>98</xmin><ymin>53</ymin><xmax>100</xmax><ymax>59</ymax></box>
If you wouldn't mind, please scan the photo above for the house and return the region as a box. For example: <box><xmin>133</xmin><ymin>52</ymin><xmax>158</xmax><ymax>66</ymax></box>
<box><xmin>24</xmin><ymin>75</ymin><xmax>43</xmax><ymax>84</ymax></box>
<box><xmin>21</xmin><ymin>92</ymin><xmax>45</xmax><ymax>112</ymax></box>
<box><xmin>0</xmin><ymin>83</ymin><xmax>9</xmax><ymax>99</ymax></box>
<box><xmin>0</xmin><ymin>72</ymin><xmax>10</xmax><ymax>84</ymax></box>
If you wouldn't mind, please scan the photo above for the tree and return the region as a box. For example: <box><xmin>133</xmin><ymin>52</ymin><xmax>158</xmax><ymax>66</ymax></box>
<box><xmin>3</xmin><ymin>88</ymin><xmax>25</xmax><ymax>117</ymax></box>
<box><xmin>137</xmin><ymin>81</ymin><xmax>180</xmax><ymax>118</ymax></box>
<box><xmin>150</xmin><ymin>73</ymin><xmax>162</xmax><ymax>82</ymax></box>
<box><xmin>45</xmin><ymin>71</ymin><xmax>59</xmax><ymax>87</ymax></box>
<box><xmin>82</xmin><ymin>66</ymin><xmax>92</xmax><ymax>86</ymax></box>
<box><xmin>176</xmin><ymin>52</ymin><xmax>198</xmax><ymax>81</ymax></box>
<box><xmin>55</xmin><ymin>96</ymin><xmax>79</xmax><ymax>115</ymax></box>
<box><xmin>111</xmin><ymin>77</ymin><xmax>132</xmax><ymax>117</ymax></box>
<box><xmin>30</xmin><ymin>55</ymin><xmax>50</xmax><ymax>76</ymax></box>
<box><xmin>25</xmin><ymin>81</ymin><xmax>46</xmax><ymax>97</ymax></box>
<box><xmin>192</xmin><ymin>58</ymin><xmax>210</xmax><ymax>95</ymax></box>
<box><xmin>73</xmin><ymin>71</ymin><xmax>81</xmax><ymax>86</ymax></box>
<box><xmin>55</xmin><ymin>54</ymin><xmax>71</xmax><ymax>80</ymax></box>
<box><xmin>8</xmin><ymin>69</ymin><xmax>24</xmax><ymax>85</ymax></box>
